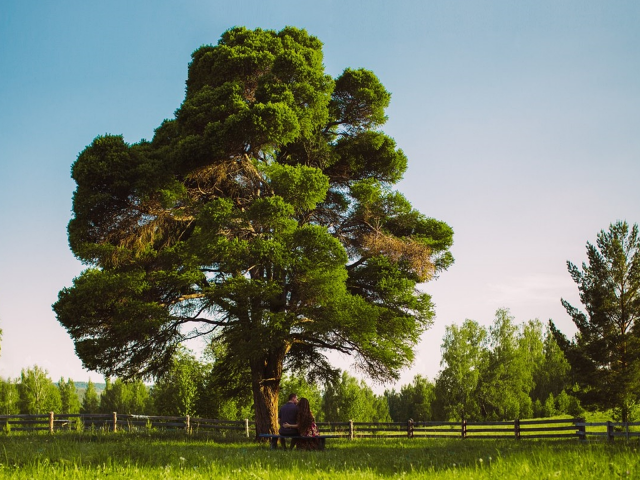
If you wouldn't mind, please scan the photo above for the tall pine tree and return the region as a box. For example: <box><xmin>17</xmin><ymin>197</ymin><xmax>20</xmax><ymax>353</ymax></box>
<box><xmin>561</xmin><ymin>221</ymin><xmax>640</xmax><ymax>421</ymax></box>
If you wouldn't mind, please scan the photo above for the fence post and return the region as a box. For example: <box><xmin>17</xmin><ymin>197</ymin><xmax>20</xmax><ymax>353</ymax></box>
<box><xmin>112</xmin><ymin>412</ymin><xmax>117</xmax><ymax>433</ymax></box>
<box><xmin>607</xmin><ymin>421</ymin><xmax>614</xmax><ymax>442</ymax></box>
<box><xmin>245</xmin><ymin>419</ymin><xmax>250</xmax><ymax>438</ymax></box>
<box><xmin>407</xmin><ymin>418</ymin><xmax>414</xmax><ymax>438</ymax></box>
<box><xmin>49</xmin><ymin>412</ymin><xmax>54</xmax><ymax>434</ymax></box>
<box><xmin>185</xmin><ymin>415</ymin><xmax>190</xmax><ymax>434</ymax></box>
<box><xmin>576</xmin><ymin>417</ymin><xmax>586</xmax><ymax>441</ymax></box>
<box><xmin>514</xmin><ymin>419</ymin><xmax>520</xmax><ymax>440</ymax></box>
<box><xmin>461</xmin><ymin>419</ymin><xmax>467</xmax><ymax>439</ymax></box>
<box><xmin>349</xmin><ymin>420</ymin><xmax>354</xmax><ymax>440</ymax></box>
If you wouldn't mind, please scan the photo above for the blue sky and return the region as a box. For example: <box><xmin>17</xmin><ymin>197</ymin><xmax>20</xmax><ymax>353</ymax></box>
<box><xmin>1</xmin><ymin>0</ymin><xmax>639</xmax><ymax>388</ymax></box>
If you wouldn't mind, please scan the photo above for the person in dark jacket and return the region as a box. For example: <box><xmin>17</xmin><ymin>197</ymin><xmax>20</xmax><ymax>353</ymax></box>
<box><xmin>273</xmin><ymin>393</ymin><xmax>298</xmax><ymax>449</ymax></box>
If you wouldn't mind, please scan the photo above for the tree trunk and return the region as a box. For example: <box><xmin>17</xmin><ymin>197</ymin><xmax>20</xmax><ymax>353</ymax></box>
<box><xmin>250</xmin><ymin>348</ymin><xmax>286</xmax><ymax>439</ymax></box>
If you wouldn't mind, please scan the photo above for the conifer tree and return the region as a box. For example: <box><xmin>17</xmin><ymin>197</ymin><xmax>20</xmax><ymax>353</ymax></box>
<box><xmin>58</xmin><ymin>378</ymin><xmax>81</xmax><ymax>414</ymax></box>
<box><xmin>561</xmin><ymin>221</ymin><xmax>640</xmax><ymax>421</ymax></box>
<box><xmin>81</xmin><ymin>379</ymin><xmax>100</xmax><ymax>414</ymax></box>
<box><xmin>53</xmin><ymin>26</ymin><xmax>453</xmax><ymax>434</ymax></box>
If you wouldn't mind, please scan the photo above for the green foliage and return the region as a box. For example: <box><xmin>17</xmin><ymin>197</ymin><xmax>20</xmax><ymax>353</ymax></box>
<box><xmin>476</xmin><ymin>309</ymin><xmax>534</xmax><ymax>420</ymax></box>
<box><xmin>385</xmin><ymin>374</ymin><xmax>435</xmax><ymax>421</ymax></box>
<box><xmin>561</xmin><ymin>221</ymin><xmax>640</xmax><ymax>422</ymax></box>
<box><xmin>81</xmin><ymin>379</ymin><xmax>100</xmax><ymax>414</ymax></box>
<box><xmin>17</xmin><ymin>366</ymin><xmax>61</xmax><ymax>414</ymax></box>
<box><xmin>212</xmin><ymin>397</ymin><xmax>254</xmax><ymax>421</ymax></box>
<box><xmin>321</xmin><ymin>371</ymin><xmax>390</xmax><ymax>422</ymax></box>
<box><xmin>192</xmin><ymin>340</ymin><xmax>254</xmax><ymax>420</ymax></box>
<box><xmin>0</xmin><ymin>378</ymin><xmax>19</xmax><ymax>415</ymax></box>
<box><xmin>531</xmin><ymin>324</ymin><xmax>571</xmax><ymax>402</ymax></box>
<box><xmin>554</xmin><ymin>390</ymin><xmax>570</xmax><ymax>415</ymax></box>
<box><xmin>58</xmin><ymin>377</ymin><xmax>81</xmax><ymax>414</ymax></box>
<box><xmin>150</xmin><ymin>348</ymin><xmax>204</xmax><ymax>417</ymax></box>
<box><xmin>433</xmin><ymin>311</ymin><xmax>575</xmax><ymax>421</ymax></box>
<box><xmin>434</xmin><ymin>319</ymin><xmax>487</xmax><ymax>421</ymax></box>
<box><xmin>53</xmin><ymin>26</ymin><xmax>454</xmax><ymax>434</ymax></box>
<box><xmin>543</xmin><ymin>393</ymin><xmax>557</xmax><ymax>417</ymax></box>
<box><xmin>99</xmin><ymin>378</ymin><xmax>150</xmax><ymax>414</ymax></box>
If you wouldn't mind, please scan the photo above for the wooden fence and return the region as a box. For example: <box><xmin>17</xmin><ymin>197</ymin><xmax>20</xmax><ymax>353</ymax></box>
<box><xmin>315</xmin><ymin>418</ymin><xmax>582</xmax><ymax>440</ymax></box>
<box><xmin>0</xmin><ymin>413</ymin><xmax>250</xmax><ymax>437</ymax></box>
<box><xmin>2</xmin><ymin>414</ymin><xmax>639</xmax><ymax>441</ymax></box>
<box><xmin>575</xmin><ymin>420</ymin><xmax>640</xmax><ymax>441</ymax></box>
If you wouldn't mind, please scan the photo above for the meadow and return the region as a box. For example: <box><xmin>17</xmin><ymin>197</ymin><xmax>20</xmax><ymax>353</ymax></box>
<box><xmin>0</xmin><ymin>432</ymin><xmax>638</xmax><ymax>479</ymax></box>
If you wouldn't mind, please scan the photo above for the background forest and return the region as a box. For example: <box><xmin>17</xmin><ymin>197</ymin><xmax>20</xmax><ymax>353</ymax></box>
<box><xmin>0</xmin><ymin>308</ymin><xmax>586</xmax><ymax>423</ymax></box>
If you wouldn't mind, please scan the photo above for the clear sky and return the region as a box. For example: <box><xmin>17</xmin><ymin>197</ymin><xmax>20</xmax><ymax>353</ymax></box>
<box><xmin>1</xmin><ymin>0</ymin><xmax>639</xmax><ymax>389</ymax></box>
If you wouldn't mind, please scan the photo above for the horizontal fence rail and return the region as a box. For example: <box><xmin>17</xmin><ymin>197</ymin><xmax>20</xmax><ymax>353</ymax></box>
<box><xmin>0</xmin><ymin>413</ymin><xmax>250</xmax><ymax>437</ymax></box>
<box><xmin>316</xmin><ymin>418</ymin><xmax>585</xmax><ymax>440</ymax></box>
<box><xmin>575</xmin><ymin>421</ymin><xmax>640</xmax><ymax>441</ymax></box>
<box><xmin>2</xmin><ymin>414</ymin><xmax>639</xmax><ymax>442</ymax></box>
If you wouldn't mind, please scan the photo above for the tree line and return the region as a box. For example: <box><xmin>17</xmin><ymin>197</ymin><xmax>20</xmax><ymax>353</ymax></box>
<box><xmin>5</xmin><ymin>220</ymin><xmax>640</xmax><ymax>424</ymax></box>
<box><xmin>0</xmin><ymin>311</ymin><xmax>582</xmax><ymax>422</ymax></box>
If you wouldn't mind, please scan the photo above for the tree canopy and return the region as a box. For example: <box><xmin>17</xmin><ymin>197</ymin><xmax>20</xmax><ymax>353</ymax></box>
<box><xmin>53</xmin><ymin>26</ymin><xmax>454</xmax><ymax>434</ymax></box>
<box><xmin>81</xmin><ymin>379</ymin><xmax>100</xmax><ymax>414</ymax></box>
<box><xmin>434</xmin><ymin>319</ymin><xmax>487</xmax><ymax>420</ymax></box>
<box><xmin>433</xmin><ymin>311</ymin><xmax>577</xmax><ymax>421</ymax></box>
<box><xmin>559</xmin><ymin>221</ymin><xmax>640</xmax><ymax>421</ymax></box>
<box><xmin>17</xmin><ymin>366</ymin><xmax>61</xmax><ymax>415</ymax></box>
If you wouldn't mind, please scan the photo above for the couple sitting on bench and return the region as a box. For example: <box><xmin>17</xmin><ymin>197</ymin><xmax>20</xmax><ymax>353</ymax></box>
<box><xmin>274</xmin><ymin>393</ymin><xmax>321</xmax><ymax>450</ymax></box>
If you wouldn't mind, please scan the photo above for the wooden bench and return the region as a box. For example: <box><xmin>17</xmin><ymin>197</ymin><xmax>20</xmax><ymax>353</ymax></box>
<box><xmin>258</xmin><ymin>433</ymin><xmax>341</xmax><ymax>450</ymax></box>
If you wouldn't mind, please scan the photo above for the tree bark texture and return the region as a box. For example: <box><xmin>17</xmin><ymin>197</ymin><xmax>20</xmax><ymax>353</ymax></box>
<box><xmin>250</xmin><ymin>349</ymin><xmax>286</xmax><ymax>438</ymax></box>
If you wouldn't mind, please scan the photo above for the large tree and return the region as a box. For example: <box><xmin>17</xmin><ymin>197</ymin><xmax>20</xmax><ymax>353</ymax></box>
<box><xmin>53</xmin><ymin>26</ymin><xmax>453</xmax><ymax>435</ymax></box>
<box><xmin>560</xmin><ymin>221</ymin><xmax>640</xmax><ymax>421</ymax></box>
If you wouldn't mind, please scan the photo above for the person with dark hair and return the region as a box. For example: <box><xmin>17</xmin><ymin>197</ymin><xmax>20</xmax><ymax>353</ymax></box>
<box><xmin>274</xmin><ymin>393</ymin><xmax>299</xmax><ymax>449</ymax></box>
<box><xmin>283</xmin><ymin>397</ymin><xmax>320</xmax><ymax>450</ymax></box>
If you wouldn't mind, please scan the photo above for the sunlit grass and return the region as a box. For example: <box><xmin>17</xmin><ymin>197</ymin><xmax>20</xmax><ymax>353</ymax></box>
<box><xmin>0</xmin><ymin>432</ymin><xmax>638</xmax><ymax>478</ymax></box>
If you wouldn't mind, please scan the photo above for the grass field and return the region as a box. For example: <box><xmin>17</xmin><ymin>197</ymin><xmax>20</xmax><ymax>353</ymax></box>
<box><xmin>0</xmin><ymin>432</ymin><xmax>638</xmax><ymax>479</ymax></box>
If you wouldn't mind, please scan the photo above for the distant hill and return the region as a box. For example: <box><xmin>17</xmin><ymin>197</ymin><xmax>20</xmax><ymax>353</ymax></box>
<box><xmin>73</xmin><ymin>381</ymin><xmax>106</xmax><ymax>393</ymax></box>
<box><xmin>69</xmin><ymin>381</ymin><xmax>106</xmax><ymax>402</ymax></box>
